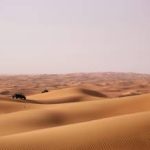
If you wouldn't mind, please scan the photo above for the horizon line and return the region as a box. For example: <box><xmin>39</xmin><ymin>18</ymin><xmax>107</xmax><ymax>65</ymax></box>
<box><xmin>0</xmin><ymin>71</ymin><xmax>150</xmax><ymax>76</ymax></box>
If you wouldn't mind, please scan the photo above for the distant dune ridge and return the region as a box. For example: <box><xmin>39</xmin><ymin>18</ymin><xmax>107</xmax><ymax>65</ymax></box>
<box><xmin>0</xmin><ymin>73</ymin><xmax>150</xmax><ymax>149</ymax></box>
<box><xmin>1</xmin><ymin>72</ymin><xmax>150</xmax><ymax>97</ymax></box>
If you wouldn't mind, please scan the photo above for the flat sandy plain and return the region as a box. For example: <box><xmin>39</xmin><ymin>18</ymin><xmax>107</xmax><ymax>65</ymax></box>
<box><xmin>0</xmin><ymin>73</ymin><xmax>150</xmax><ymax>150</ymax></box>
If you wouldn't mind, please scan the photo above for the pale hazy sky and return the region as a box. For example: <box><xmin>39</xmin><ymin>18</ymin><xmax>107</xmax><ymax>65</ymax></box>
<box><xmin>0</xmin><ymin>0</ymin><xmax>150</xmax><ymax>74</ymax></box>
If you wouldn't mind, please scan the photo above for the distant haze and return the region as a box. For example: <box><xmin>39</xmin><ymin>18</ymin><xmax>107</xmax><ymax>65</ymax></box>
<box><xmin>0</xmin><ymin>0</ymin><xmax>150</xmax><ymax>74</ymax></box>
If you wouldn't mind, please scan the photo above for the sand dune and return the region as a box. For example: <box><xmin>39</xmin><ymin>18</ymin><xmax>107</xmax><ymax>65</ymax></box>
<box><xmin>28</xmin><ymin>87</ymin><xmax>107</xmax><ymax>103</ymax></box>
<box><xmin>0</xmin><ymin>111</ymin><xmax>149</xmax><ymax>150</ymax></box>
<box><xmin>0</xmin><ymin>100</ymin><xmax>41</xmax><ymax>114</ymax></box>
<box><xmin>0</xmin><ymin>83</ymin><xmax>150</xmax><ymax>150</ymax></box>
<box><xmin>0</xmin><ymin>93</ymin><xmax>150</xmax><ymax>137</ymax></box>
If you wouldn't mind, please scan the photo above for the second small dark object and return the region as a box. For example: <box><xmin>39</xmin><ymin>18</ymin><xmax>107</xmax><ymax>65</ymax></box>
<box><xmin>41</xmin><ymin>89</ymin><xmax>49</xmax><ymax>93</ymax></box>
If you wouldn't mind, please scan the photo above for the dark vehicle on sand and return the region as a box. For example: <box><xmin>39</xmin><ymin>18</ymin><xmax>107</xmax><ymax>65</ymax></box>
<box><xmin>12</xmin><ymin>93</ymin><xmax>26</xmax><ymax>100</ymax></box>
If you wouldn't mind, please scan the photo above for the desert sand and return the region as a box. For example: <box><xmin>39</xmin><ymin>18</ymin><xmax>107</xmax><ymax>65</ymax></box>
<box><xmin>0</xmin><ymin>73</ymin><xmax>150</xmax><ymax>150</ymax></box>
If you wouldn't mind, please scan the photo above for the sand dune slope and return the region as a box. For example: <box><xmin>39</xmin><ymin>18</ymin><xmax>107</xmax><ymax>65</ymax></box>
<box><xmin>0</xmin><ymin>100</ymin><xmax>41</xmax><ymax>114</ymax></box>
<box><xmin>0</xmin><ymin>93</ymin><xmax>150</xmax><ymax>136</ymax></box>
<box><xmin>28</xmin><ymin>87</ymin><xmax>107</xmax><ymax>103</ymax></box>
<box><xmin>0</xmin><ymin>111</ymin><xmax>150</xmax><ymax>150</ymax></box>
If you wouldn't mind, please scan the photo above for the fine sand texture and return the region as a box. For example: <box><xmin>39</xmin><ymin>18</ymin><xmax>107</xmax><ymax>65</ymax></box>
<box><xmin>0</xmin><ymin>74</ymin><xmax>150</xmax><ymax>150</ymax></box>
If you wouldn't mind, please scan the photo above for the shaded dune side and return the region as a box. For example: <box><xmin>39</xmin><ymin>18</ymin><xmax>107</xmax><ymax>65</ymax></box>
<box><xmin>28</xmin><ymin>96</ymin><xmax>85</xmax><ymax>104</ymax></box>
<box><xmin>0</xmin><ymin>94</ymin><xmax>150</xmax><ymax>136</ymax></box>
<box><xmin>79</xmin><ymin>88</ymin><xmax>107</xmax><ymax>97</ymax></box>
<box><xmin>0</xmin><ymin>111</ymin><xmax>150</xmax><ymax>150</ymax></box>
